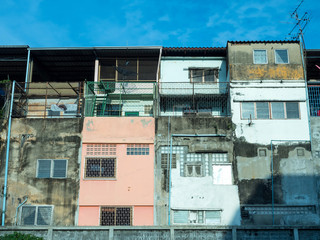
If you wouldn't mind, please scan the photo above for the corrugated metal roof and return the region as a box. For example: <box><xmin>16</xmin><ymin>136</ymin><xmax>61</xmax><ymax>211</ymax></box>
<box><xmin>162</xmin><ymin>47</ymin><xmax>226</xmax><ymax>57</ymax></box>
<box><xmin>228</xmin><ymin>40</ymin><xmax>300</xmax><ymax>44</ymax></box>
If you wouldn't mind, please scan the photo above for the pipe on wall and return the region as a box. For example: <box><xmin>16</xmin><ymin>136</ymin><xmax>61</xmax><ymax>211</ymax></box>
<box><xmin>2</xmin><ymin>80</ymin><xmax>16</xmax><ymax>226</ymax></box>
<box><xmin>14</xmin><ymin>197</ymin><xmax>28</xmax><ymax>225</ymax></box>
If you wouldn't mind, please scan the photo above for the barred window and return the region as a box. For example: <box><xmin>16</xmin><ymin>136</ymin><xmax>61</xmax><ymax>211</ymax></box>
<box><xmin>173</xmin><ymin>210</ymin><xmax>221</xmax><ymax>224</ymax></box>
<box><xmin>127</xmin><ymin>144</ymin><xmax>149</xmax><ymax>155</ymax></box>
<box><xmin>85</xmin><ymin>158</ymin><xmax>116</xmax><ymax>178</ymax></box>
<box><xmin>161</xmin><ymin>154</ymin><xmax>176</xmax><ymax>168</ymax></box>
<box><xmin>20</xmin><ymin>206</ymin><xmax>53</xmax><ymax>226</ymax></box>
<box><xmin>86</xmin><ymin>144</ymin><xmax>116</xmax><ymax>156</ymax></box>
<box><xmin>100</xmin><ymin>207</ymin><xmax>132</xmax><ymax>226</ymax></box>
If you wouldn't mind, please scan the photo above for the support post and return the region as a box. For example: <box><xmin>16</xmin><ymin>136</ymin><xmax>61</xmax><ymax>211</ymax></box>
<box><xmin>2</xmin><ymin>80</ymin><xmax>16</xmax><ymax>226</ymax></box>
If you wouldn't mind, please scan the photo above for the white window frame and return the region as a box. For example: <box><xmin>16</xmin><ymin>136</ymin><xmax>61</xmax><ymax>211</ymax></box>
<box><xmin>274</xmin><ymin>49</ymin><xmax>289</xmax><ymax>64</ymax></box>
<box><xmin>189</xmin><ymin>68</ymin><xmax>219</xmax><ymax>83</ymax></box>
<box><xmin>20</xmin><ymin>205</ymin><xmax>54</xmax><ymax>226</ymax></box>
<box><xmin>241</xmin><ymin>102</ymin><xmax>300</xmax><ymax>120</ymax></box>
<box><xmin>37</xmin><ymin>159</ymin><xmax>68</xmax><ymax>179</ymax></box>
<box><xmin>253</xmin><ymin>49</ymin><xmax>268</xmax><ymax>64</ymax></box>
<box><xmin>185</xmin><ymin>164</ymin><xmax>203</xmax><ymax>177</ymax></box>
<box><xmin>173</xmin><ymin>209</ymin><xmax>221</xmax><ymax>225</ymax></box>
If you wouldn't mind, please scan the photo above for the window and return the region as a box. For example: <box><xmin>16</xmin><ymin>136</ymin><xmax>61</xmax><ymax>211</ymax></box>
<box><xmin>212</xmin><ymin>164</ymin><xmax>232</xmax><ymax>184</ymax></box>
<box><xmin>37</xmin><ymin>160</ymin><xmax>67</xmax><ymax>178</ymax></box>
<box><xmin>253</xmin><ymin>50</ymin><xmax>267</xmax><ymax>64</ymax></box>
<box><xmin>161</xmin><ymin>154</ymin><xmax>177</xmax><ymax>168</ymax></box>
<box><xmin>97</xmin><ymin>104</ymin><xmax>122</xmax><ymax>116</ymax></box>
<box><xmin>275</xmin><ymin>49</ymin><xmax>289</xmax><ymax>64</ymax></box>
<box><xmin>127</xmin><ymin>144</ymin><xmax>149</xmax><ymax>155</ymax></box>
<box><xmin>100</xmin><ymin>207</ymin><xmax>132</xmax><ymax>226</ymax></box>
<box><xmin>241</xmin><ymin>102</ymin><xmax>300</xmax><ymax>119</ymax></box>
<box><xmin>20</xmin><ymin>206</ymin><xmax>53</xmax><ymax>226</ymax></box>
<box><xmin>173</xmin><ymin>210</ymin><xmax>221</xmax><ymax>224</ymax></box>
<box><xmin>189</xmin><ymin>68</ymin><xmax>218</xmax><ymax>83</ymax></box>
<box><xmin>86</xmin><ymin>144</ymin><xmax>116</xmax><ymax>156</ymax></box>
<box><xmin>258</xmin><ymin>148</ymin><xmax>267</xmax><ymax>157</ymax></box>
<box><xmin>185</xmin><ymin>164</ymin><xmax>202</xmax><ymax>177</ymax></box>
<box><xmin>85</xmin><ymin>158</ymin><xmax>116</xmax><ymax>178</ymax></box>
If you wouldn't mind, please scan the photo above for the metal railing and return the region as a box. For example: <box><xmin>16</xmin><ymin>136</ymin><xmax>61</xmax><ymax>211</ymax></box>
<box><xmin>308</xmin><ymin>86</ymin><xmax>320</xmax><ymax>116</ymax></box>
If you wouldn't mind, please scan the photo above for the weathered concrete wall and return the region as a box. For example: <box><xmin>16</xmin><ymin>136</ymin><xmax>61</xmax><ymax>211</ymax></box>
<box><xmin>0</xmin><ymin>118</ymin><xmax>83</xmax><ymax>226</ymax></box>
<box><xmin>227</xmin><ymin>42</ymin><xmax>304</xmax><ymax>80</ymax></box>
<box><xmin>234</xmin><ymin>139</ymin><xmax>319</xmax><ymax>225</ymax></box>
<box><xmin>155</xmin><ymin>117</ymin><xmax>240</xmax><ymax>226</ymax></box>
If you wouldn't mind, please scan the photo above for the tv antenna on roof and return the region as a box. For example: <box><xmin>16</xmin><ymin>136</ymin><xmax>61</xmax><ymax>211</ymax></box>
<box><xmin>287</xmin><ymin>0</ymin><xmax>311</xmax><ymax>48</ymax></box>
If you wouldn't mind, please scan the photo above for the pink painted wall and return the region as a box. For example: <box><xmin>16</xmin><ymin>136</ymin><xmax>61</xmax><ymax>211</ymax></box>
<box><xmin>78</xmin><ymin>117</ymin><xmax>155</xmax><ymax>226</ymax></box>
<box><xmin>78</xmin><ymin>206</ymin><xmax>100</xmax><ymax>226</ymax></box>
<box><xmin>83</xmin><ymin>117</ymin><xmax>154</xmax><ymax>143</ymax></box>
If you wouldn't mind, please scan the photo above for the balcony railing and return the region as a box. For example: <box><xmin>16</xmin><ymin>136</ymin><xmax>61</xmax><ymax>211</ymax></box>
<box><xmin>308</xmin><ymin>86</ymin><xmax>320</xmax><ymax>117</ymax></box>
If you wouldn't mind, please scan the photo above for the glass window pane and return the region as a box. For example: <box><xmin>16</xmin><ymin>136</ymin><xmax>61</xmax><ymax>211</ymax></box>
<box><xmin>254</xmin><ymin>50</ymin><xmax>267</xmax><ymax>64</ymax></box>
<box><xmin>118</xmin><ymin>59</ymin><xmax>137</xmax><ymax>81</ymax></box>
<box><xmin>204</xmin><ymin>69</ymin><xmax>215</xmax><ymax>82</ymax></box>
<box><xmin>191</xmin><ymin>70</ymin><xmax>203</xmax><ymax>82</ymax></box>
<box><xmin>139</xmin><ymin>59</ymin><xmax>158</xmax><ymax>80</ymax></box>
<box><xmin>37</xmin><ymin>206</ymin><xmax>52</xmax><ymax>225</ymax></box>
<box><xmin>275</xmin><ymin>50</ymin><xmax>289</xmax><ymax>64</ymax></box>
<box><xmin>86</xmin><ymin>158</ymin><xmax>101</xmax><ymax>177</ymax></box>
<box><xmin>206</xmin><ymin>211</ymin><xmax>221</xmax><ymax>224</ymax></box>
<box><xmin>242</xmin><ymin>102</ymin><xmax>255</xmax><ymax>119</ymax></box>
<box><xmin>53</xmin><ymin>160</ymin><xmax>67</xmax><ymax>178</ymax></box>
<box><xmin>286</xmin><ymin>102</ymin><xmax>299</xmax><ymax>119</ymax></box>
<box><xmin>271</xmin><ymin>102</ymin><xmax>285</xmax><ymax>119</ymax></box>
<box><xmin>21</xmin><ymin>206</ymin><xmax>36</xmax><ymax>225</ymax></box>
<box><xmin>256</xmin><ymin>102</ymin><xmax>269</xmax><ymax>119</ymax></box>
<box><xmin>195</xmin><ymin>166</ymin><xmax>201</xmax><ymax>176</ymax></box>
<box><xmin>37</xmin><ymin>160</ymin><xmax>51</xmax><ymax>178</ymax></box>
<box><xmin>174</xmin><ymin>210</ymin><xmax>188</xmax><ymax>223</ymax></box>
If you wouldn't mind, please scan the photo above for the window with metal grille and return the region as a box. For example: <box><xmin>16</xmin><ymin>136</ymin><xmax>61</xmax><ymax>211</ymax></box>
<box><xmin>189</xmin><ymin>68</ymin><xmax>218</xmax><ymax>83</ymax></box>
<box><xmin>37</xmin><ymin>159</ymin><xmax>67</xmax><ymax>178</ymax></box>
<box><xmin>85</xmin><ymin>158</ymin><xmax>116</xmax><ymax>178</ymax></box>
<box><xmin>253</xmin><ymin>50</ymin><xmax>268</xmax><ymax>64</ymax></box>
<box><xmin>86</xmin><ymin>144</ymin><xmax>116</xmax><ymax>156</ymax></box>
<box><xmin>161</xmin><ymin>154</ymin><xmax>176</xmax><ymax>168</ymax></box>
<box><xmin>100</xmin><ymin>207</ymin><xmax>132</xmax><ymax>226</ymax></box>
<box><xmin>127</xmin><ymin>144</ymin><xmax>149</xmax><ymax>155</ymax></box>
<box><xmin>20</xmin><ymin>206</ymin><xmax>53</xmax><ymax>226</ymax></box>
<box><xmin>185</xmin><ymin>164</ymin><xmax>202</xmax><ymax>177</ymax></box>
<box><xmin>173</xmin><ymin>210</ymin><xmax>221</xmax><ymax>224</ymax></box>
<box><xmin>275</xmin><ymin>49</ymin><xmax>289</xmax><ymax>64</ymax></box>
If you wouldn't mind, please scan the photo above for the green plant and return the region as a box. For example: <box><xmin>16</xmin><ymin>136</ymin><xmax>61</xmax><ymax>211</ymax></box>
<box><xmin>0</xmin><ymin>232</ymin><xmax>43</xmax><ymax>240</ymax></box>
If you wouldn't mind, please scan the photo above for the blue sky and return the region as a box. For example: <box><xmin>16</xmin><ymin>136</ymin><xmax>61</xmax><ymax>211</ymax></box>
<box><xmin>0</xmin><ymin>0</ymin><xmax>319</xmax><ymax>48</ymax></box>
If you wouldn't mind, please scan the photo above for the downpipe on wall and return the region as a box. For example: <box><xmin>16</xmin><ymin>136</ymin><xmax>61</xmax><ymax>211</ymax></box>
<box><xmin>2</xmin><ymin>80</ymin><xmax>16</xmax><ymax>226</ymax></box>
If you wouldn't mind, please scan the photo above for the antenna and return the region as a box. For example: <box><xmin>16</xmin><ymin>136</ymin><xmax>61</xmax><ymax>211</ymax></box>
<box><xmin>287</xmin><ymin>0</ymin><xmax>310</xmax><ymax>48</ymax></box>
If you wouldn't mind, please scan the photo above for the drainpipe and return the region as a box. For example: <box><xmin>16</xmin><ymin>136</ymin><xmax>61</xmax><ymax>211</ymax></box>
<box><xmin>299</xmin><ymin>35</ymin><xmax>312</xmax><ymax>151</ymax></box>
<box><xmin>270</xmin><ymin>139</ymin><xmax>310</xmax><ymax>225</ymax></box>
<box><xmin>14</xmin><ymin>197</ymin><xmax>27</xmax><ymax>225</ymax></box>
<box><xmin>167</xmin><ymin>133</ymin><xmax>227</xmax><ymax>225</ymax></box>
<box><xmin>2</xmin><ymin>80</ymin><xmax>16</xmax><ymax>226</ymax></box>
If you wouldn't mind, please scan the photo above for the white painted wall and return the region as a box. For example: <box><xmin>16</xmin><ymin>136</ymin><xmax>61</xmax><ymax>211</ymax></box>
<box><xmin>170</xmin><ymin>168</ymin><xmax>241</xmax><ymax>225</ymax></box>
<box><xmin>230</xmin><ymin>80</ymin><xmax>310</xmax><ymax>144</ymax></box>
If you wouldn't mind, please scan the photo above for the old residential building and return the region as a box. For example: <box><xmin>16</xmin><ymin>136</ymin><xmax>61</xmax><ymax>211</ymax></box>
<box><xmin>0</xmin><ymin>42</ymin><xmax>320</xmax><ymax>232</ymax></box>
<box><xmin>228</xmin><ymin>40</ymin><xmax>319</xmax><ymax>225</ymax></box>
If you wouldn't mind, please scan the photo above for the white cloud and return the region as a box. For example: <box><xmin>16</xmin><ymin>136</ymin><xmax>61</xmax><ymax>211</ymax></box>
<box><xmin>158</xmin><ymin>15</ymin><xmax>170</xmax><ymax>22</ymax></box>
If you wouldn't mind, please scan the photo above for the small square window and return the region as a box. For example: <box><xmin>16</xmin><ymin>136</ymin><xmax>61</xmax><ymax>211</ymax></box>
<box><xmin>275</xmin><ymin>49</ymin><xmax>289</xmax><ymax>64</ymax></box>
<box><xmin>297</xmin><ymin>149</ymin><xmax>305</xmax><ymax>157</ymax></box>
<box><xmin>258</xmin><ymin>148</ymin><xmax>267</xmax><ymax>157</ymax></box>
<box><xmin>185</xmin><ymin>164</ymin><xmax>202</xmax><ymax>177</ymax></box>
<box><xmin>253</xmin><ymin>50</ymin><xmax>267</xmax><ymax>64</ymax></box>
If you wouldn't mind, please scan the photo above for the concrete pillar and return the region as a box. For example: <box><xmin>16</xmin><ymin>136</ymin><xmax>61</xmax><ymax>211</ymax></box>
<box><xmin>109</xmin><ymin>228</ymin><xmax>114</xmax><ymax>240</ymax></box>
<box><xmin>47</xmin><ymin>228</ymin><xmax>53</xmax><ymax>240</ymax></box>
<box><xmin>232</xmin><ymin>227</ymin><xmax>237</xmax><ymax>240</ymax></box>
<box><xmin>170</xmin><ymin>227</ymin><xmax>174</xmax><ymax>240</ymax></box>
<box><xmin>294</xmin><ymin>228</ymin><xmax>299</xmax><ymax>240</ymax></box>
